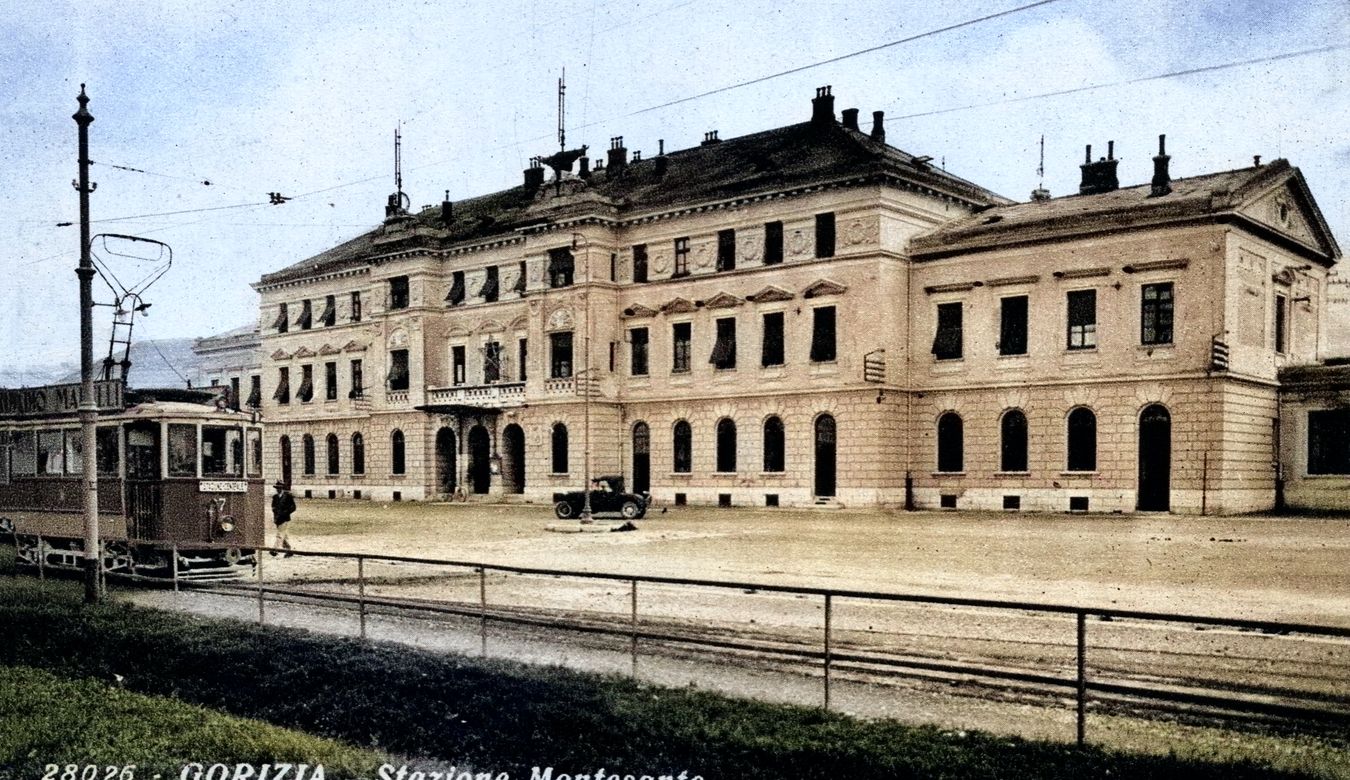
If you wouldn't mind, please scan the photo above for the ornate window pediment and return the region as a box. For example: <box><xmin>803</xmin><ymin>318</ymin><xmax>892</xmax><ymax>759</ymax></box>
<box><xmin>342</xmin><ymin>340</ymin><xmax>368</xmax><ymax>353</ymax></box>
<box><xmin>660</xmin><ymin>297</ymin><xmax>698</xmax><ymax>314</ymax></box>
<box><xmin>270</xmin><ymin>349</ymin><xmax>291</xmax><ymax>361</ymax></box>
<box><xmin>703</xmin><ymin>292</ymin><xmax>744</xmax><ymax>309</ymax></box>
<box><xmin>318</xmin><ymin>344</ymin><xmax>341</xmax><ymax>356</ymax></box>
<box><xmin>621</xmin><ymin>303</ymin><xmax>659</xmax><ymax>319</ymax></box>
<box><xmin>292</xmin><ymin>346</ymin><xmax>317</xmax><ymax>359</ymax></box>
<box><xmin>802</xmin><ymin>279</ymin><xmax>848</xmax><ymax>299</ymax></box>
<box><xmin>746</xmin><ymin>285</ymin><xmax>795</xmax><ymax>303</ymax></box>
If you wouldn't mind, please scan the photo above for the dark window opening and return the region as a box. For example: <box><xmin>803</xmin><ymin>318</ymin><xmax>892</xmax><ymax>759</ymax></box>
<box><xmin>480</xmin><ymin>266</ymin><xmax>499</xmax><ymax>303</ymax></box>
<box><xmin>1067</xmin><ymin>407</ymin><xmax>1098</xmax><ymax>472</ymax></box>
<box><xmin>718</xmin><ymin>493</ymin><xmax>732</xmax><ymax>508</ymax></box>
<box><xmin>389</xmin><ymin>276</ymin><xmax>410</xmax><ymax>310</ymax></box>
<box><xmin>514</xmin><ymin>261</ymin><xmax>527</xmax><ymax>294</ymax></box>
<box><xmin>674</xmin><ymin>492</ymin><xmax>687</xmax><ymax>506</ymax></box>
<box><xmin>1274</xmin><ymin>293</ymin><xmax>1288</xmax><ymax>354</ymax></box>
<box><xmin>352</xmin><ymin>433</ymin><xmax>365</xmax><ymax>475</ymax></box>
<box><xmin>320</xmin><ymin>295</ymin><xmax>336</xmax><ymax>327</ymax></box>
<box><xmin>717</xmin><ymin>229</ymin><xmax>736</xmax><ymax>272</ymax></box>
<box><xmin>96</xmin><ymin>427</ymin><xmax>119</xmax><ymax>475</ymax></box>
<box><xmin>765</xmin><ymin>494</ymin><xmax>779</xmax><ymax>507</ymax></box>
<box><xmin>387</xmin><ymin>350</ymin><xmax>410</xmax><ymax>392</ymax></box>
<box><xmin>763</xmin><ymin>416</ymin><xmax>785</xmax><ymax>472</ymax></box>
<box><xmin>350</xmin><ymin>291</ymin><xmax>362</xmax><ymax>322</ymax></box>
<box><xmin>230</xmin><ymin>376</ymin><xmax>241</xmax><ymax>411</ymax></box>
<box><xmin>324</xmin><ymin>362</ymin><xmax>338</xmax><ymax>401</ymax></box>
<box><xmin>518</xmin><ymin>338</ymin><xmax>528</xmax><ymax>382</ymax></box>
<box><xmin>247</xmin><ymin>375</ymin><xmax>262</xmax><ymax>409</ymax></box>
<box><xmin>711</xmin><ymin>317</ymin><xmax>737</xmax><ymax>369</ymax></box>
<box><xmin>673</xmin><ymin>237</ymin><xmax>690</xmax><ymax>278</ymax></box>
<box><xmin>673</xmin><ymin>420</ymin><xmax>692</xmax><ymax>473</ymax></box>
<box><xmin>447</xmin><ymin>271</ymin><xmax>466</xmax><ymax>306</ymax></box>
<box><xmin>349</xmin><ymin>360</ymin><xmax>364</xmax><ymax>399</ymax></box>
<box><xmin>391</xmin><ymin>430</ymin><xmax>405</xmax><ymax>475</ymax></box>
<box><xmin>1308</xmin><ymin>409</ymin><xmax>1350</xmax><ymax>475</ymax></box>
<box><xmin>297</xmin><ymin>364</ymin><xmax>314</xmax><ymax>403</ymax></box>
<box><xmin>302</xmin><ymin>434</ymin><xmax>315</xmax><ymax>476</ymax></box>
<box><xmin>1003</xmin><ymin>495</ymin><xmax>1021</xmax><ymax>510</ymax></box>
<box><xmin>453</xmin><ymin>345</ymin><xmax>467</xmax><ymax>385</ymax></box>
<box><xmin>550</xmin><ymin>332</ymin><xmax>573</xmax><ymax>378</ymax></box>
<box><xmin>1067</xmin><ymin>289</ymin><xmax>1097</xmax><ymax>350</ymax></box>
<box><xmin>810</xmin><ymin>306</ymin><xmax>836</xmax><ymax>362</ymax></box>
<box><xmin>716</xmin><ymin>418</ymin><xmax>737</xmax><ymax>473</ymax></box>
<box><xmin>1000</xmin><ymin>409</ymin><xmax>1028</xmax><ymax>472</ymax></box>
<box><xmin>815</xmin><ymin>213</ymin><xmax>836</xmax><ymax>258</ymax></box>
<box><xmin>548</xmin><ymin>247</ymin><xmax>575</xmax><ymax>288</ymax></box>
<box><xmin>274</xmin><ymin>367</ymin><xmax>290</xmax><ymax>405</ymax></box>
<box><xmin>551</xmin><ymin>423</ymin><xmax>569</xmax><ymax>473</ymax></box>
<box><xmin>999</xmin><ymin>296</ymin><xmax>1028</xmax><ymax>356</ymax></box>
<box><xmin>273</xmin><ymin>302</ymin><xmax>289</xmax><ymax>333</ymax></box>
<box><xmin>201</xmin><ymin>426</ymin><xmax>243</xmax><ymax>478</ymax></box>
<box><xmin>483</xmin><ymin>341</ymin><xmax>502</xmax><ymax>383</ymax></box>
<box><xmin>932</xmin><ymin>302</ymin><xmax>963</xmax><ymax>360</ymax></box>
<box><xmin>297</xmin><ymin>299</ymin><xmax>313</xmax><ymax>330</ymax></box>
<box><xmin>1141</xmin><ymin>282</ymin><xmax>1174</xmax><ymax>345</ymax></box>
<box><xmin>632</xmin><ymin>244</ymin><xmax>649</xmax><ymax>283</ymax></box>
<box><xmin>764</xmin><ymin>222</ymin><xmax>784</xmax><ymax>265</ymax></box>
<box><xmin>762</xmin><ymin>312</ymin><xmax>785</xmax><ymax>367</ymax></box>
<box><xmin>672</xmin><ymin>322</ymin><xmax>691</xmax><ymax>373</ymax></box>
<box><xmin>1069</xmin><ymin>496</ymin><xmax>1090</xmax><ymax>512</ymax></box>
<box><xmin>630</xmin><ymin>328</ymin><xmax>649</xmax><ymax>376</ymax></box>
<box><xmin>937</xmin><ymin>412</ymin><xmax>964</xmax><ymax>472</ymax></box>
<box><xmin>939</xmin><ymin>494</ymin><xmax>957</xmax><ymax>509</ymax></box>
<box><xmin>326</xmin><ymin>433</ymin><xmax>339</xmax><ymax>475</ymax></box>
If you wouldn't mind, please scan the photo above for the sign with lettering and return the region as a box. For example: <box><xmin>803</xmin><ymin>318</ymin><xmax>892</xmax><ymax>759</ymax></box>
<box><xmin>199</xmin><ymin>480</ymin><xmax>248</xmax><ymax>493</ymax></box>
<box><xmin>0</xmin><ymin>380</ymin><xmax>124</xmax><ymax>419</ymax></box>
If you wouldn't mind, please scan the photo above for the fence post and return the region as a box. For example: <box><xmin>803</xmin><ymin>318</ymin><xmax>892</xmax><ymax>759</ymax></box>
<box><xmin>257</xmin><ymin>548</ymin><xmax>266</xmax><ymax>625</ymax></box>
<box><xmin>36</xmin><ymin>535</ymin><xmax>44</xmax><ymax>580</ymax></box>
<box><xmin>824</xmin><ymin>593</ymin><xmax>833</xmax><ymax>711</ymax></box>
<box><xmin>10</xmin><ymin>528</ymin><xmax>18</xmax><ymax>577</ymax></box>
<box><xmin>630</xmin><ymin>579</ymin><xmax>639</xmax><ymax>675</ymax></box>
<box><xmin>478</xmin><ymin>566</ymin><xmax>487</xmax><ymax>656</ymax></box>
<box><xmin>171</xmin><ymin>542</ymin><xmax>179</xmax><ymax>592</ymax></box>
<box><xmin>357</xmin><ymin>555</ymin><xmax>367</xmax><ymax>640</ymax></box>
<box><xmin>1076</xmin><ymin>610</ymin><xmax>1087</xmax><ymax>746</ymax></box>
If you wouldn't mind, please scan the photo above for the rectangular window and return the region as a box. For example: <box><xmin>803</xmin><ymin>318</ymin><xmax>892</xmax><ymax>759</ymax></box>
<box><xmin>609</xmin><ymin>253</ymin><xmax>617</xmax><ymax>283</ymax></box>
<box><xmin>447</xmin><ymin>271</ymin><xmax>466</xmax><ymax>306</ymax></box>
<box><xmin>11</xmin><ymin>431</ymin><xmax>36</xmax><ymax>476</ymax></box>
<box><xmin>248</xmin><ymin>375</ymin><xmax>261</xmax><ymax>408</ymax></box>
<box><xmin>96</xmin><ymin>427</ymin><xmax>119</xmax><ymax>475</ymax></box>
<box><xmin>1141</xmin><ymin>282</ymin><xmax>1174</xmax><ymax>345</ymax></box>
<box><xmin>389</xmin><ymin>276</ymin><xmax>410</xmax><ymax>310</ymax></box>
<box><xmin>482</xmin><ymin>266</ymin><xmax>500</xmax><ymax>303</ymax></box>
<box><xmin>672</xmin><ymin>322</ymin><xmax>692</xmax><ymax>372</ymax></box>
<box><xmin>999</xmin><ymin>296</ymin><xmax>1029</xmax><ymax>356</ymax></box>
<box><xmin>711</xmin><ymin>317</ymin><xmax>737</xmax><ymax>369</ymax></box>
<box><xmin>514</xmin><ymin>260</ymin><xmax>527</xmax><ymax>294</ymax></box>
<box><xmin>388</xmin><ymin>349</ymin><xmax>410</xmax><ymax>391</ymax></box>
<box><xmin>550</xmin><ymin>332</ymin><xmax>573</xmax><ymax>378</ymax></box>
<box><xmin>297</xmin><ymin>364</ymin><xmax>314</xmax><ymax>402</ymax></box>
<box><xmin>484</xmin><ymin>341</ymin><xmax>502</xmax><ymax>383</ymax></box>
<box><xmin>629</xmin><ymin>328</ymin><xmax>649</xmax><ymax>376</ymax></box>
<box><xmin>815</xmin><ymin>212</ymin><xmax>836</xmax><ymax>259</ymax></box>
<box><xmin>453</xmin><ymin>346</ymin><xmax>467</xmax><ymax>385</ymax></box>
<box><xmin>673</xmin><ymin>237</ymin><xmax>690</xmax><ymax>278</ymax></box>
<box><xmin>764</xmin><ymin>222</ymin><xmax>784</xmax><ymax>265</ymax></box>
<box><xmin>230</xmin><ymin>376</ymin><xmax>241</xmax><ymax>411</ymax></box>
<box><xmin>1308</xmin><ymin>409</ymin><xmax>1350</xmax><ymax>475</ymax></box>
<box><xmin>548</xmin><ymin>247</ymin><xmax>575</xmax><ymax>288</ymax></box>
<box><xmin>350</xmin><ymin>291</ymin><xmax>363</xmax><ymax>322</ymax></box>
<box><xmin>716</xmin><ymin>229</ymin><xmax>736</xmax><ymax>272</ymax></box>
<box><xmin>297</xmin><ymin>299</ymin><xmax>313</xmax><ymax>330</ymax></box>
<box><xmin>1274</xmin><ymin>293</ymin><xmax>1288</xmax><ymax>354</ymax></box>
<box><xmin>761</xmin><ymin>312</ymin><xmax>785</xmax><ymax>366</ymax></box>
<box><xmin>247</xmin><ymin>429</ymin><xmax>263</xmax><ymax>477</ymax></box>
<box><xmin>518</xmin><ymin>338</ymin><xmax>528</xmax><ymax>382</ymax></box>
<box><xmin>63</xmin><ymin>430</ymin><xmax>82</xmax><ymax>475</ymax></box>
<box><xmin>275</xmin><ymin>367</ymin><xmax>291</xmax><ymax>405</ymax></box>
<box><xmin>1067</xmin><ymin>290</ymin><xmax>1097</xmax><ymax>350</ymax></box>
<box><xmin>167</xmin><ymin>424</ymin><xmax>197</xmax><ymax>477</ymax></box>
<box><xmin>320</xmin><ymin>295</ymin><xmax>336</xmax><ymax>327</ymax></box>
<box><xmin>349</xmin><ymin>360</ymin><xmax>363</xmax><ymax>399</ymax></box>
<box><xmin>201</xmin><ymin>425</ymin><xmax>243</xmax><ymax>478</ymax></box>
<box><xmin>318</xmin><ymin>362</ymin><xmax>334</xmax><ymax>401</ymax></box>
<box><xmin>273</xmin><ymin>302</ymin><xmax>289</xmax><ymax>333</ymax></box>
<box><xmin>811</xmin><ymin>307</ymin><xmax>837</xmax><ymax>362</ymax></box>
<box><xmin>932</xmin><ymin>303</ymin><xmax>962</xmax><ymax>360</ymax></box>
<box><xmin>632</xmin><ymin>244</ymin><xmax>649</xmax><ymax>283</ymax></box>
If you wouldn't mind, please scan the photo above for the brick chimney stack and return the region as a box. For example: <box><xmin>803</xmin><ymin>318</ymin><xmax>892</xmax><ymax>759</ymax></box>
<box><xmin>1079</xmin><ymin>141</ymin><xmax>1120</xmax><ymax>196</ymax></box>
<box><xmin>841</xmin><ymin>108</ymin><xmax>860</xmax><ymax>131</ymax></box>
<box><xmin>606</xmin><ymin>136</ymin><xmax>628</xmax><ymax>173</ymax></box>
<box><xmin>870</xmin><ymin>111</ymin><xmax>886</xmax><ymax>143</ymax></box>
<box><xmin>1150</xmin><ymin>134</ymin><xmax>1172</xmax><ymax>197</ymax></box>
<box><xmin>811</xmin><ymin>86</ymin><xmax>835</xmax><ymax>126</ymax></box>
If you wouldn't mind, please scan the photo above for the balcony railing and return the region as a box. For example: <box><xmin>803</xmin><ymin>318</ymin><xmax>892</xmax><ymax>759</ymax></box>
<box><xmin>426</xmin><ymin>382</ymin><xmax>525</xmax><ymax>408</ymax></box>
<box><xmin>543</xmin><ymin>377</ymin><xmax>574</xmax><ymax>396</ymax></box>
<box><xmin>385</xmin><ymin>390</ymin><xmax>410</xmax><ymax>405</ymax></box>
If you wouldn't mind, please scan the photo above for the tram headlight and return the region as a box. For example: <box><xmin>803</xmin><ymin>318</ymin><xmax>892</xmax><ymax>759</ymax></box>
<box><xmin>218</xmin><ymin>516</ymin><xmax>236</xmax><ymax>533</ymax></box>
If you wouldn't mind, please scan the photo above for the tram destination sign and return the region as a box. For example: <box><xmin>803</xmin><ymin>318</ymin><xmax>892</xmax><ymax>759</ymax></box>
<box><xmin>0</xmin><ymin>380</ymin><xmax>125</xmax><ymax>419</ymax></box>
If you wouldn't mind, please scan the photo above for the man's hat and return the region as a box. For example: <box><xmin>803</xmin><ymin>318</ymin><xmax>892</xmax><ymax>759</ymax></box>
<box><xmin>273</xmin><ymin>481</ymin><xmax>287</xmax><ymax>489</ymax></box>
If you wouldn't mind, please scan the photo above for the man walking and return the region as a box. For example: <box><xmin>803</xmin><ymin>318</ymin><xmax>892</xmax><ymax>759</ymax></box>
<box><xmin>270</xmin><ymin>481</ymin><xmax>297</xmax><ymax>557</ymax></box>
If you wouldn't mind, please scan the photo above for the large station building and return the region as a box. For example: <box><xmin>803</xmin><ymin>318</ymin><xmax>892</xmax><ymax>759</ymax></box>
<box><xmin>251</xmin><ymin>87</ymin><xmax>1343</xmax><ymax>514</ymax></box>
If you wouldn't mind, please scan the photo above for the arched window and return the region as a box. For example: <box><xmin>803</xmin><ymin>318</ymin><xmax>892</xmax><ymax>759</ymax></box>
<box><xmin>551</xmin><ymin>423</ymin><xmax>568</xmax><ymax>474</ymax></box>
<box><xmin>351</xmin><ymin>433</ymin><xmax>365</xmax><ymax>475</ymax></box>
<box><xmin>937</xmin><ymin>413</ymin><xmax>963</xmax><ymax>473</ymax></box>
<box><xmin>279</xmin><ymin>435</ymin><xmax>292</xmax><ymax>486</ymax></box>
<box><xmin>1067</xmin><ymin>407</ymin><xmax>1097</xmax><ymax>472</ymax></box>
<box><xmin>673</xmin><ymin>420</ymin><xmax>692</xmax><ymax>473</ymax></box>
<box><xmin>391</xmin><ymin>429</ymin><xmax>405</xmax><ymax>475</ymax></box>
<box><xmin>326</xmin><ymin>433</ymin><xmax>339</xmax><ymax>475</ymax></box>
<box><xmin>763</xmin><ymin>416</ymin><xmax>785</xmax><ymax>473</ymax></box>
<box><xmin>1000</xmin><ymin>409</ymin><xmax>1028</xmax><ymax>472</ymax></box>
<box><xmin>715</xmin><ymin>418</ymin><xmax>737</xmax><ymax>473</ymax></box>
<box><xmin>302</xmin><ymin>434</ymin><xmax>316</xmax><ymax>475</ymax></box>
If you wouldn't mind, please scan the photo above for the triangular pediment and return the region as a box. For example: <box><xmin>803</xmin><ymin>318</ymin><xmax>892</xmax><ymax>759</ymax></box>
<box><xmin>703</xmin><ymin>291</ymin><xmax>743</xmax><ymax>309</ymax></box>
<box><xmin>621</xmin><ymin>303</ymin><xmax>659</xmax><ymax>318</ymax></box>
<box><xmin>802</xmin><ymin>279</ymin><xmax>849</xmax><ymax>299</ymax></box>
<box><xmin>318</xmin><ymin>344</ymin><xmax>341</xmax><ymax>356</ymax></box>
<box><xmin>746</xmin><ymin>285</ymin><xmax>795</xmax><ymax>303</ymax></box>
<box><xmin>660</xmin><ymin>297</ymin><xmax>698</xmax><ymax>314</ymax></box>
<box><xmin>1237</xmin><ymin>168</ymin><xmax>1341</xmax><ymax>263</ymax></box>
<box><xmin>292</xmin><ymin>346</ymin><xmax>316</xmax><ymax>359</ymax></box>
<box><xmin>342</xmin><ymin>340</ymin><xmax>368</xmax><ymax>353</ymax></box>
<box><xmin>270</xmin><ymin>349</ymin><xmax>291</xmax><ymax>361</ymax></box>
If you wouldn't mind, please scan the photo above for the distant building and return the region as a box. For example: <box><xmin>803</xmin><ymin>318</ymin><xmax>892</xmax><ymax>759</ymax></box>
<box><xmin>251</xmin><ymin>87</ymin><xmax>1343</xmax><ymax>514</ymax></box>
<box><xmin>193</xmin><ymin>324</ymin><xmax>262</xmax><ymax>410</ymax></box>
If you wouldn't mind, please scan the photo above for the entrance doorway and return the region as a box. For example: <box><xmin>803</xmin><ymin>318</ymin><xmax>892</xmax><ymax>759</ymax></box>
<box><xmin>435</xmin><ymin>427</ymin><xmax>457</xmax><ymax>496</ymax></box>
<box><xmin>468</xmin><ymin>425</ymin><xmax>492</xmax><ymax>494</ymax></box>
<box><xmin>502</xmin><ymin>424</ymin><xmax>525</xmax><ymax>494</ymax></box>
<box><xmin>814</xmin><ymin>414</ymin><xmax>836</xmax><ymax>498</ymax></box>
<box><xmin>632</xmin><ymin>422</ymin><xmax>651</xmax><ymax>494</ymax></box>
<box><xmin>1137</xmin><ymin>404</ymin><xmax>1172</xmax><ymax>511</ymax></box>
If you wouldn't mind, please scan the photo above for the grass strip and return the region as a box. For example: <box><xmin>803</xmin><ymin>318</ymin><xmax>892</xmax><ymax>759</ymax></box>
<box><xmin>0</xmin><ymin>576</ymin><xmax>1329</xmax><ymax>780</ymax></box>
<box><xmin>0</xmin><ymin>665</ymin><xmax>383</xmax><ymax>778</ymax></box>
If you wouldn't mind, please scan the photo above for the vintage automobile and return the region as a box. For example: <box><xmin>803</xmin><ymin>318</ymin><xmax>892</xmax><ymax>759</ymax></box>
<box><xmin>553</xmin><ymin>475</ymin><xmax>650</xmax><ymax>520</ymax></box>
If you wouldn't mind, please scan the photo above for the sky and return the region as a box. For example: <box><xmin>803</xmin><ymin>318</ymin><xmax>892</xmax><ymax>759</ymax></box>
<box><xmin>2</xmin><ymin>0</ymin><xmax>1347</xmax><ymax>371</ymax></box>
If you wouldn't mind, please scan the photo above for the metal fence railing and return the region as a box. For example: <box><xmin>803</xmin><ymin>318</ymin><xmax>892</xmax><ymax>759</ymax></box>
<box><xmin>13</xmin><ymin>534</ymin><xmax>1350</xmax><ymax>746</ymax></box>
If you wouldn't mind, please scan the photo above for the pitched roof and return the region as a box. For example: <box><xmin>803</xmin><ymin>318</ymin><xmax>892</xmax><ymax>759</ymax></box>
<box><xmin>911</xmin><ymin>159</ymin><xmax>1341</xmax><ymax>263</ymax></box>
<box><xmin>257</xmin><ymin>119</ymin><xmax>1009</xmax><ymax>287</ymax></box>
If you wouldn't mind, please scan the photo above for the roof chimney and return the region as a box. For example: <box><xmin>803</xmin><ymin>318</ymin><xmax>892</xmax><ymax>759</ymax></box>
<box><xmin>524</xmin><ymin>157</ymin><xmax>546</xmax><ymax>191</ymax></box>
<box><xmin>441</xmin><ymin>190</ymin><xmax>453</xmax><ymax>224</ymax></box>
<box><xmin>606</xmin><ymin>136</ymin><xmax>627</xmax><ymax>173</ymax></box>
<box><xmin>870</xmin><ymin>111</ymin><xmax>886</xmax><ymax>143</ymax></box>
<box><xmin>1078</xmin><ymin>141</ymin><xmax>1120</xmax><ymax>196</ymax></box>
<box><xmin>841</xmin><ymin>108</ymin><xmax>860</xmax><ymax>131</ymax></box>
<box><xmin>578</xmin><ymin>155</ymin><xmax>591</xmax><ymax>179</ymax></box>
<box><xmin>1149</xmin><ymin>134</ymin><xmax>1172</xmax><ymax>198</ymax></box>
<box><xmin>701</xmin><ymin>130</ymin><xmax>721</xmax><ymax>145</ymax></box>
<box><xmin>811</xmin><ymin>85</ymin><xmax>835</xmax><ymax>126</ymax></box>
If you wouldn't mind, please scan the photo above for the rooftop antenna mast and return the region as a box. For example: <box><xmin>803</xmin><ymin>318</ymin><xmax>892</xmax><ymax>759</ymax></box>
<box><xmin>558</xmin><ymin>68</ymin><xmax>566</xmax><ymax>153</ymax></box>
<box><xmin>395</xmin><ymin>122</ymin><xmax>404</xmax><ymax>199</ymax></box>
<box><xmin>1037</xmin><ymin>134</ymin><xmax>1045</xmax><ymax>190</ymax></box>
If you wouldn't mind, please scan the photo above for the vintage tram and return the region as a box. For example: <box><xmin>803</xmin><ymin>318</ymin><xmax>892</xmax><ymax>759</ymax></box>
<box><xmin>0</xmin><ymin>381</ymin><xmax>265</xmax><ymax>580</ymax></box>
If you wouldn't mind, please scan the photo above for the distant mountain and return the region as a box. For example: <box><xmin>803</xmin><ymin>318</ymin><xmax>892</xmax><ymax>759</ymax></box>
<box><xmin>53</xmin><ymin>337</ymin><xmax>205</xmax><ymax>389</ymax></box>
<box><xmin>0</xmin><ymin>363</ymin><xmax>76</xmax><ymax>388</ymax></box>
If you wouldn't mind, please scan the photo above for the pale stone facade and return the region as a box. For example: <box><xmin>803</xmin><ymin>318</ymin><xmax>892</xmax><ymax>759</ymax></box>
<box><xmin>252</xmin><ymin>88</ymin><xmax>1343</xmax><ymax>514</ymax></box>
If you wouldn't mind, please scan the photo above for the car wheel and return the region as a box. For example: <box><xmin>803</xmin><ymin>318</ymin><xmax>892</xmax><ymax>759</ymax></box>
<box><xmin>554</xmin><ymin>501</ymin><xmax>576</xmax><ymax>519</ymax></box>
<box><xmin>620</xmin><ymin>501</ymin><xmax>641</xmax><ymax>519</ymax></box>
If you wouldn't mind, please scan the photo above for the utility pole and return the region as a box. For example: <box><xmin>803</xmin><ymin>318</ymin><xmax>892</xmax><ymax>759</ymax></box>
<box><xmin>73</xmin><ymin>84</ymin><xmax>102</xmax><ymax>604</ymax></box>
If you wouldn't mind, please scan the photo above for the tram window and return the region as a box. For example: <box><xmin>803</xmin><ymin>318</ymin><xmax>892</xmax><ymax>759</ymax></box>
<box><xmin>64</xmin><ymin>430</ymin><xmax>83</xmax><ymax>475</ymax></box>
<box><xmin>202</xmin><ymin>425</ymin><xmax>243</xmax><ymax>477</ymax></box>
<box><xmin>168</xmin><ymin>424</ymin><xmax>198</xmax><ymax>477</ymax></box>
<box><xmin>11</xmin><ymin>431</ymin><xmax>36</xmax><ymax>476</ymax></box>
<box><xmin>247</xmin><ymin>429</ymin><xmax>263</xmax><ymax>477</ymax></box>
<box><xmin>37</xmin><ymin>431</ymin><xmax>64</xmax><ymax>475</ymax></box>
<box><xmin>96</xmin><ymin>427</ymin><xmax>119</xmax><ymax>475</ymax></box>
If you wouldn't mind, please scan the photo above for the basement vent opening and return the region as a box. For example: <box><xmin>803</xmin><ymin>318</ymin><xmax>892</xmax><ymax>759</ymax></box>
<box><xmin>1069</xmin><ymin>496</ymin><xmax>1089</xmax><ymax>513</ymax></box>
<box><xmin>940</xmin><ymin>494</ymin><xmax>957</xmax><ymax>509</ymax></box>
